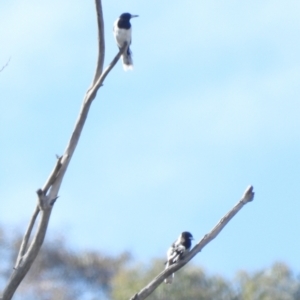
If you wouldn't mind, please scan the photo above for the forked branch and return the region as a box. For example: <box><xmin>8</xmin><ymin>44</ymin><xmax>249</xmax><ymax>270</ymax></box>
<box><xmin>0</xmin><ymin>57</ymin><xmax>11</xmax><ymax>72</ymax></box>
<box><xmin>0</xmin><ymin>1</ymin><xmax>126</xmax><ymax>299</ymax></box>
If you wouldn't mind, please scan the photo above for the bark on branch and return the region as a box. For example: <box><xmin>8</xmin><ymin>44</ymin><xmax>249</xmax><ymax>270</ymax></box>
<box><xmin>0</xmin><ymin>1</ymin><xmax>126</xmax><ymax>299</ymax></box>
<box><xmin>129</xmin><ymin>186</ymin><xmax>255</xmax><ymax>300</ymax></box>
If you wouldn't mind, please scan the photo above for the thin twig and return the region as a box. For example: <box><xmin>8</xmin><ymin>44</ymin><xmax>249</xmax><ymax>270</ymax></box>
<box><xmin>2</xmin><ymin>209</ymin><xmax>52</xmax><ymax>300</ymax></box>
<box><xmin>86</xmin><ymin>43</ymin><xmax>127</xmax><ymax>105</ymax></box>
<box><xmin>92</xmin><ymin>0</ymin><xmax>105</xmax><ymax>84</ymax></box>
<box><xmin>14</xmin><ymin>206</ymin><xmax>40</xmax><ymax>269</ymax></box>
<box><xmin>42</xmin><ymin>156</ymin><xmax>63</xmax><ymax>194</ymax></box>
<box><xmin>47</xmin><ymin>44</ymin><xmax>127</xmax><ymax>201</ymax></box>
<box><xmin>130</xmin><ymin>186</ymin><xmax>255</xmax><ymax>300</ymax></box>
<box><xmin>0</xmin><ymin>57</ymin><xmax>11</xmax><ymax>72</ymax></box>
<box><xmin>1</xmin><ymin>3</ymin><xmax>127</xmax><ymax>299</ymax></box>
<box><xmin>96</xmin><ymin>44</ymin><xmax>127</xmax><ymax>87</ymax></box>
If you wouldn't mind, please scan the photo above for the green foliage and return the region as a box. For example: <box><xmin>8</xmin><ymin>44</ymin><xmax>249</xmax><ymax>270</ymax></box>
<box><xmin>1</xmin><ymin>228</ymin><xmax>300</xmax><ymax>300</ymax></box>
<box><xmin>111</xmin><ymin>259</ymin><xmax>236</xmax><ymax>300</ymax></box>
<box><xmin>0</xmin><ymin>228</ymin><xmax>130</xmax><ymax>300</ymax></box>
<box><xmin>236</xmin><ymin>262</ymin><xmax>300</xmax><ymax>300</ymax></box>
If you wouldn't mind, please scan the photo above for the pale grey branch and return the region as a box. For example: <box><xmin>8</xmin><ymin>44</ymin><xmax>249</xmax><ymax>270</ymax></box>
<box><xmin>87</xmin><ymin>43</ymin><xmax>127</xmax><ymax>101</ymax></box>
<box><xmin>44</xmin><ymin>43</ymin><xmax>127</xmax><ymax>203</ymax></box>
<box><xmin>42</xmin><ymin>156</ymin><xmax>63</xmax><ymax>194</ymax></box>
<box><xmin>0</xmin><ymin>57</ymin><xmax>11</xmax><ymax>72</ymax></box>
<box><xmin>2</xmin><ymin>209</ymin><xmax>52</xmax><ymax>300</ymax></box>
<box><xmin>0</xmin><ymin>1</ymin><xmax>126</xmax><ymax>299</ymax></box>
<box><xmin>130</xmin><ymin>186</ymin><xmax>255</xmax><ymax>300</ymax></box>
<box><xmin>14</xmin><ymin>206</ymin><xmax>40</xmax><ymax>269</ymax></box>
<box><xmin>92</xmin><ymin>0</ymin><xmax>105</xmax><ymax>84</ymax></box>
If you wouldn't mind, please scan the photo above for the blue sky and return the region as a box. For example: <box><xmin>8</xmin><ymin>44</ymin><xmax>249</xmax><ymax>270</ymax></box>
<box><xmin>1</xmin><ymin>0</ymin><xmax>300</xmax><ymax>278</ymax></box>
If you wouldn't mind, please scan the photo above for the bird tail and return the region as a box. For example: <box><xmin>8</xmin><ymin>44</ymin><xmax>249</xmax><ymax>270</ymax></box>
<box><xmin>164</xmin><ymin>262</ymin><xmax>174</xmax><ymax>284</ymax></box>
<box><xmin>122</xmin><ymin>47</ymin><xmax>133</xmax><ymax>71</ymax></box>
<box><xmin>164</xmin><ymin>275</ymin><xmax>174</xmax><ymax>284</ymax></box>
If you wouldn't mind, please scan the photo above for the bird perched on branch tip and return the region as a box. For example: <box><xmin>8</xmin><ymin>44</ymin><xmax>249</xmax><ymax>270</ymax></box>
<box><xmin>164</xmin><ymin>231</ymin><xmax>194</xmax><ymax>284</ymax></box>
<box><xmin>113</xmin><ymin>12</ymin><xmax>138</xmax><ymax>71</ymax></box>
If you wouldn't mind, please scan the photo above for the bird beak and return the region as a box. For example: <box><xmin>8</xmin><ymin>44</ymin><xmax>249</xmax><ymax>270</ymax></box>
<box><xmin>131</xmin><ymin>15</ymin><xmax>139</xmax><ymax>18</ymax></box>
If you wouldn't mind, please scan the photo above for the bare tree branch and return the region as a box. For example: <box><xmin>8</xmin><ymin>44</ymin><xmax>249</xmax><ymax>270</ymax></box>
<box><xmin>1</xmin><ymin>201</ymin><xmax>52</xmax><ymax>300</ymax></box>
<box><xmin>1</xmin><ymin>1</ymin><xmax>255</xmax><ymax>299</ymax></box>
<box><xmin>130</xmin><ymin>186</ymin><xmax>255</xmax><ymax>300</ymax></box>
<box><xmin>0</xmin><ymin>57</ymin><xmax>11</xmax><ymax>72</ymax></box>
<box><xmin>92</xmin><ymin>0</ymin><xmax>105</xmax><ymax>84</ymax></box>
<box><xmin>14</xmin><ymin>205</ymin><xmax>40</xmax><ymax>269</ymax></box>
<box><xmin>86</xmin><ymin>43</ymin><xmax>127</xmax><ymax>104</ymax></box>
<box><xmin>1</xmin><ymin>2</ymin><xmax>127</xmax><ymax>299</ymax></box>
<box><xmin>42</xmin><ymin>156</ymin><xmax>63</xmax><ymax>194</ymax></box>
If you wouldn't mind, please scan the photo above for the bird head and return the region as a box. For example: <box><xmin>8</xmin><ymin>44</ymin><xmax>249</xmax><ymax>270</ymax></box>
<box><xmin>119</xmin><ymin>13</ymin><xmax>139</xmax><ymax>20</ymax></box>
<box><xmin>181</xmin><ymin>231</ymin><xmax>194</xmax><ymax>241</ymax></box>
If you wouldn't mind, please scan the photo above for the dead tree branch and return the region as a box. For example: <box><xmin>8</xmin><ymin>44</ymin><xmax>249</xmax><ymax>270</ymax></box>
<box><xmin>0</xmin><ymin>57</ymin><xmax>11</xmax><ymax>72</ymax></box>
<box><xmin>14</xmin><ymin>205</ymin><xmax>40</xmax><ymax>269</ymax></box>
<box><xmin>129</xmin><ymin>186</ymin><xmax>255</xmax><ymax>300</ymax></box>
<box><xmin>0</xmin><ymin>1</ymin><xmax>127</xmax><ymax>299</ymax></box>
<box><xmin>93</xmin><ymin>0</ymin><xmax>105</xmax><ymax>84</ymax></box>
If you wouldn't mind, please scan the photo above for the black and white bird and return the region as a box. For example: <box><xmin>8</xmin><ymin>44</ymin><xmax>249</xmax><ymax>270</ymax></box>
<box><xmin>113</xmin><ymin>12</ymin><xmax>138</xmax><ymax>71</ymax></box>
<box><xmin>164</xmin><ymin>231</ymin><xmax>194</xmax><ymax>284</ymax></box>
